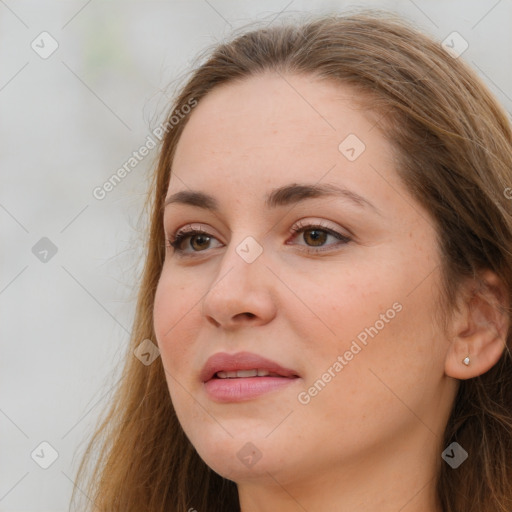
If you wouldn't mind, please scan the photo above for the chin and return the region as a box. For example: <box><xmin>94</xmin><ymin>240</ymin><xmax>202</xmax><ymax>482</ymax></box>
<box><xmin>190</xmin><ymin>432</ymin><xmax>285</xmax><ymax>481</ymax></box>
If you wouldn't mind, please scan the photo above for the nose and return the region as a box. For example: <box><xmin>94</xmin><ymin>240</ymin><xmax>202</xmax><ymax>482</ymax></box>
<box><xmin>201</xmin><ymin>241</ymin><xmax>277</xmax><ymax>329</ymax></box>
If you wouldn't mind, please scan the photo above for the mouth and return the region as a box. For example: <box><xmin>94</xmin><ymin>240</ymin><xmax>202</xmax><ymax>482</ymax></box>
<box><xmin>200</xmin><ymin>351</ymin><xmax>300</xmax><ymax>402</ymax></box>
<box><xmin>200</xmin><ymin>351</ymin><xmax>300</xmax><ymax>383</ymax></box>
<box><xmin>215</xmin><ymin>369</ymin><xmax>291</xmax><ymax>379</ymax></box>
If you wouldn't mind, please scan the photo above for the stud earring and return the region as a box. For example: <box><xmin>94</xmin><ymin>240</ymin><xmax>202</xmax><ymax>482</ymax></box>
<box><xmin>462</xmin><ymin>356</ymin><xmax>470</xmax><ymax>366</ymax></box>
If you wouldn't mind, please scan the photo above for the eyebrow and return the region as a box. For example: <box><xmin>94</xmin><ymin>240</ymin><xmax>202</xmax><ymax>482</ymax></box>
<box><xmin>163</xmin><ymin>183</ymin><xmax>381</xmax><ymax>215</ymax></box>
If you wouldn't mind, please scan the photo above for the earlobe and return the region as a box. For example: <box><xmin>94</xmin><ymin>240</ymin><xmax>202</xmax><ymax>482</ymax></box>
<box><xmin>444</xmin><ymin>270</ymin><xmax>510</xmax><ymax>380</ymax></box>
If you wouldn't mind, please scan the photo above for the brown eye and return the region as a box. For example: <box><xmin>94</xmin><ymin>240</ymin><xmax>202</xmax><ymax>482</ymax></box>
<box><xmin>189</xmin><ymin>234</ymin><xmax>211</xmax><ymax>251</ymax></box>
<box><xmin>303</xmin><ymin>229</ymin><xmax>328</xmax><ymax>246</ymax></box>
<box><xmin>288</xmin><ymin>223</ymin><xmax>352</xmax><ymax>253</ymax></box>
<box><xmin>167</xmin><ymin>228</ymin><xmax>222</xmax><ymax>255</ymax></box>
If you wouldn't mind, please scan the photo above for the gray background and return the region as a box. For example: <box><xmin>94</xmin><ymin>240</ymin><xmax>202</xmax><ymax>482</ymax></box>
<box><xmin>1</xmin><ymin>1</ymin><xmax>511</xmax><ymax>510</ymax></box>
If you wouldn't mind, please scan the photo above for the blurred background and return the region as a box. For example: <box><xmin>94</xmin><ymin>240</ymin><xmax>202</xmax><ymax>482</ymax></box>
<box><xmin>1</xmin><ymin>0</ymin><xmax>511</xmax><ymax>510</ymax></box>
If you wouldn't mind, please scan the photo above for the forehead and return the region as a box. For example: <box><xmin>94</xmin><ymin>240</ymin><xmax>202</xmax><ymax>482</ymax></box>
<box><xmin>168</xmin><ymin>73</ymin><xmax>397</xmax><ymax>211</ymax></box>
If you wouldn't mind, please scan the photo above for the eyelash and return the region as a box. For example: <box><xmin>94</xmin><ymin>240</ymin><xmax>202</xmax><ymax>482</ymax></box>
<box><xmin>165</xmin><ymin>220</ymin><xmax>352</xmax><ymax>258</ymax></box>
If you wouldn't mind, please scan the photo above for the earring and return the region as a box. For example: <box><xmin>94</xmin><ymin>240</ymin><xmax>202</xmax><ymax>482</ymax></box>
<box><xmin>462</xmin><ymin>356</ymin><xmax>470</xmax><ymax>366</ymax></box>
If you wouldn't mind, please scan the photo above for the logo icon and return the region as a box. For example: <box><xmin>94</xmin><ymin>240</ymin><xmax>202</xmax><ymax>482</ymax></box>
<box><xmin>31</xmin><ymin>441</ymin><xmax>59</xmax><ymax>469</ymax></box>
<box><xmin>134</xmin><ymin>338</ymin><xmax>160</xmax><ymax>365</ymax></box>
<box><xmin>441</xmin><ymin>32</ymin><xmax>469</xmax><ymax>59</ymax></box>
<box><xmin>442</xmin><ymin>441</ymin><xmax>468</xmax><ymax>468</ymax></box>
<box><xmin>237</xmin><ymin>442</ymin><xmax>262</xmax><ymax>468</ymax></box>
<box><xmin>236</xmin><ymin>236</ymin><xmax>263</xmax><ymax>264</ymax></box>
<box><xmin>338</xmin><ymin>134</ymin><xmax>366</xmax><ymax>161</ymax></box>
<box><xmin>32</xmin><ymin>237</ymin><xmax>58</xmax><ymax>263</ymax></box>
<box><xmin>31</xmin><ymin>32</ymin><xmax>59</xmax><ymax>59</ymax></box>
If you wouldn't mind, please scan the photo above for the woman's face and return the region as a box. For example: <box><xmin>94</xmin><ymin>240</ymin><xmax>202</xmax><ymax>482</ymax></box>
<box><xmin>153</xmin><ymin>73</ymin><xmax>458</xmax><ymax>487</ymax></box>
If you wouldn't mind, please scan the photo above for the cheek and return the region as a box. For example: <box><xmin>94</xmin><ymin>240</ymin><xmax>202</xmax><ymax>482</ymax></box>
<box><xmin>153</xmin><ymin>272</ymin><xmax>201</xmax><ymax>372</ymax></box>
<box><xmin>153</xmin><ymin>274</ymin><xmax>205</xmax><ymax>424</ymax></box>
<box><xmin>298</xmin><ymin>253</ymin><xmax>439</xmax><ymax>391</ymax></box>
<box><xmin>294</xmin><ymin>263</ymin><xmax>394</xmax><ymax>352</ymax></box>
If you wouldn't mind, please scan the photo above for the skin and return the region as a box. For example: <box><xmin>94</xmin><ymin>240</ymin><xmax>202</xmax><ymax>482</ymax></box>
<box><xmin>153</xmin><ymin>72</ymin><xmax>509</xmax><ymax>512</ymax></box>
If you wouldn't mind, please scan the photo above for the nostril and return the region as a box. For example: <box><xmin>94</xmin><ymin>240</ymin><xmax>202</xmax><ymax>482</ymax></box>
<box><xmin>242</xmin><ymin>312</ymin><xmax>255</xmax><ymax>319</ymax></box>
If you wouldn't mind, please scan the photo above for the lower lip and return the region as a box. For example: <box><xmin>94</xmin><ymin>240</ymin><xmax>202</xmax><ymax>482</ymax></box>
<box><xmin>204</xmin><ymin>376</ymin><xmax>298</xmax><ymax>402</ymax></box>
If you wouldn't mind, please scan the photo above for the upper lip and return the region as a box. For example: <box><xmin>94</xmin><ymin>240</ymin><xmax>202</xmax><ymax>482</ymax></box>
<box><xmin>200</xmin><ymin>351</ymin><xmax>300</xmax><ymax>382</ymax></box>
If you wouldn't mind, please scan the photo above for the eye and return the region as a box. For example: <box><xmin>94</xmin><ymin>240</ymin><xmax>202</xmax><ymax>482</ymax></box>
<box><xmin>165</xmin><ymin>220</ymin><xmax>352</xmax><ymax>258</ymax></box>
<box><xmin>166</xmin><ymin>226</ymin><xmax>223</xmax><ymax>256</ymax></box>
<box><xmin>287</xmin><ymin>220</ymin><xmax>352</xmax><ymax>253</ymax></box>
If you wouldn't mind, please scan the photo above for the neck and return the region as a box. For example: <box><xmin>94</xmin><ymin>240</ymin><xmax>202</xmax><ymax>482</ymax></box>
<box><xmin>237</xmin><ymin>426</ymin><xmax>443</xmax><ymax>512</ymax></box>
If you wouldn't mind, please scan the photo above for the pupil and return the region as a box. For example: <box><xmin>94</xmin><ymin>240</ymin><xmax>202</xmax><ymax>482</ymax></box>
<box><xmin>305</xmin><ymin>229</ymin><xmax>326</xmax><ymax>246</ymax></box>
<box><xmin>191</xmin><ymin>234</ymin><xmax>210</xmax><ymax>250</ymax></box>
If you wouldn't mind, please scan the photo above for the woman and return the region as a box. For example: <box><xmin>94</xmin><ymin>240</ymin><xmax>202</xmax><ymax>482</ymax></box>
<box><xmin>72</xmin><ymin>11</ymin><xmax>512</xmax><ymax>512</ymax></box>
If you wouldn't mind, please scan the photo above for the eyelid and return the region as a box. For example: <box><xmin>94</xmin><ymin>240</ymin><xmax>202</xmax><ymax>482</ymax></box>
<box><xmin>170</xmin><ymin>223</ymin><xmax>221</xmax><ymax>242</ymax></box>
<box><xmin>289</xmin><ymin>218</ymin><xmax>351</xmax><ymax>237</ymax></box>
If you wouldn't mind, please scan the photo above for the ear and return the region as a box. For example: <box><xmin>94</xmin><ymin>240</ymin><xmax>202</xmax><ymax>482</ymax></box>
<box><xmin>445</xmin><ymin>269</ymin><xmax>510</xmax><ymax>380</ymax></box>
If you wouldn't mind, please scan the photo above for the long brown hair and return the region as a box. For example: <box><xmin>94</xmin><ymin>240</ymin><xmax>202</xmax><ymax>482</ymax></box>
<box><xmin>71</xmin><ymin>11</ymin><xmax>512</xmax><ymax>512</ymax></box>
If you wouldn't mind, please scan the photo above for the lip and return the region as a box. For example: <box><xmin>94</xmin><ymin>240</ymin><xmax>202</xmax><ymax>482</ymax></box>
<box><xmin>200</xmin><ymin>351</ymin><xmax>300</xmax><ymax>403</ymax></box>
<box><xmin>200</xmin><ymin>351</ymin><xmax>300</xmax><ymax>382</ymax></box>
